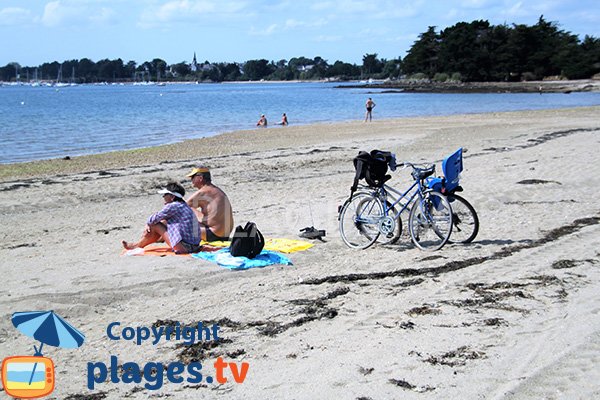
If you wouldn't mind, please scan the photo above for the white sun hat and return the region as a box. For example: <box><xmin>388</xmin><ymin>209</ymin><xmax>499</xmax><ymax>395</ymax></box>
<box><xmin>157</xmin><ymin>188</ymin><xmax>184</xmax><ymax>199</ymax></box>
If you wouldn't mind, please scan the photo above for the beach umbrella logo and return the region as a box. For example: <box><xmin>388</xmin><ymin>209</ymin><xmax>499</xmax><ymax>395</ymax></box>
<box><xmin>1</xmin><ymin>310</ymin><xmax>85</xmax><ymax>399</ymax></box>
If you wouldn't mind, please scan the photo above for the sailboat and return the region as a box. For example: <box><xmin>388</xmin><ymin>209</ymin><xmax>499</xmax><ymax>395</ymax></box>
<box><xmin>156</xmin><ymin>69</ymin><xmax>166</xmax><ymax>86</ymax></box>
<box><xmin>55</xmin><ymin>65</ymin><xmax>69</xmax><ymax>87</ymax></box>
<box><xmin>31</xmin><ymin>68</ymin><xmax>41</xmax><ymax>87</ymax></box>
<box><xmin>69</xmin><ymin>66</ymin><xmax>77</xmax><ymax>86</ymax></box>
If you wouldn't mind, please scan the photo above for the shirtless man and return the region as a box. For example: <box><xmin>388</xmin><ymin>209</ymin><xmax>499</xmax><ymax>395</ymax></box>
<box><xmin>365</xmin><ymin>97</ymin><xmax>376</xmax><ymax>122</ymax></box>
<box><xmin>186</xmin><ymin>166</ymin><xmax>234</xmax><ymax>241</ymax></box>
<box><xmin>256</xmin><ymin>114</ymin><xmax>267</xmax><ymax>127</ymax></box>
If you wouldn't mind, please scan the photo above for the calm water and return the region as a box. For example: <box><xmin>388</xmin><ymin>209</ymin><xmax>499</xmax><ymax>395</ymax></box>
<box><xmin>1</xmin><ymin>82</ymin><xmax>599</xmax><ymax>164</ymax></box>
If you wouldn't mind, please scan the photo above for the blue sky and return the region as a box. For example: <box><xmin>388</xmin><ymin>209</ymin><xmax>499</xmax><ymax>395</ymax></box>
<box><xmin>1</xmin><ymin>0</ymin><xmax>599</xmax><ymax>67</ymax></box>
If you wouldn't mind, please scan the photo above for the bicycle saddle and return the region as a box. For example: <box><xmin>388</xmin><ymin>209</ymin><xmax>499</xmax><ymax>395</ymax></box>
<box><xmin>412</xmin><ymin>165</ymin><xmax>435</xmax><ymax>180</ymax></box>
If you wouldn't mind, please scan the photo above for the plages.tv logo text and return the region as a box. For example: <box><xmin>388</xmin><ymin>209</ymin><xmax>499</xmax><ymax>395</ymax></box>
<box><xmin>87</xmin><ymin>321</ymin><xmax>249</xmax><ymax>390</ymax></box>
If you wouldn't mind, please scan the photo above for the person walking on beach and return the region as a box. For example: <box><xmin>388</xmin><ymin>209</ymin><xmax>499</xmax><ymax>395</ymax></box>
<box><xmin>256</xmin><ymin>114</ymin><xmax>268</xmax><ymax>127</ymax></box>
<box><xmin>122</xmin><ymin>182</ymin><xmax>201</xmax><ymax>254</ymax></box>
<box><xmin>186</xmin><ymin>166</ymin><xmax>234</xmax><ymax>242</ymax></box>
<box><xmin>365</xmin><ymin>98</ymin><xmax>376</xmax><ymax>122</ymax></box>
<box><xmin>277</xmin><ymin>113</ymin><xmax>288</xmax><ymax>126</ymax></box>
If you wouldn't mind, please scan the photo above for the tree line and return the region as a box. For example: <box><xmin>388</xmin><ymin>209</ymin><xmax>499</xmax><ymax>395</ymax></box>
<box><xmin>1</xmin><ymin>16</ymin><xmax>598</xmax><ymax>84</ymax></box>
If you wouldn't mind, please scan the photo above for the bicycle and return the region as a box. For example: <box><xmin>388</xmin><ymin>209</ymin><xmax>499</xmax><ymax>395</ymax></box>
<box><xmin>425</xmin><ymin>148</ymin><xmax>479</xmax><ymax>244</ymax></box>
<box><xmin>339</xmin><ymin>162</ymin><xmax>453</xmax><ymax>251</ymax></box>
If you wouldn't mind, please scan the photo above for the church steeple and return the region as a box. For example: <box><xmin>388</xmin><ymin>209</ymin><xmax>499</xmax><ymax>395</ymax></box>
<box><xmin>191</xmin><ymin>52</ymin><xmax>198</xmax><ymax>72</ymax></box>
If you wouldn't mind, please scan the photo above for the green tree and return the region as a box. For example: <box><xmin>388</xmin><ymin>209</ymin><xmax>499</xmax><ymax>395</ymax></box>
<box><xmin>242</xmin><ymin>59</ymin><xmax>274</xmax><ymax>80</ymax></box>
<box><xmin>0</xmin><ymin>62</ymin><xmax>20</xmax><ymax>81</ymax></box>
<box><xmin>96</xmin><ymin>58</ymin><xmax>124</xmax><ymax>82</ymax></box>
<box><xmin>78</xmin><ymin>58</ymin><xmax>97</xmax><ymax>82</ymax></box>
<box><xmin>402</xmin><ymin>26</ymin><xmax>439</xmax><ymax>78</ymax></box>
<box><xmin>362</xmin><ymin>53</ymin><xmax>383</xmax><ymax>76</ymax></box>
<box><xmin>125</xmin><ymin>61</ymin><xmax>137</xmax><ymax>80</ymax></box>
<box><xmin>152</xmin><ymin>58</ymin><xmax>167</xmax><ymax>80</ymax></box>
<box><xmin>220</xmin><ymin>62</ymin><xmax>242</xmax><ymax>81</ymax></box>
<box><xmin>327</xmin><ymin>60</ymin><xmax>360</xmax><ymax>79</ymax></box>
<box><xmin>438</xmin><ymin>20</ymin><xmax>493</xmax><ymax>81</ymax></box>
<box><xmin>382</xmin><ymin>58</ymin><xmax>402</xmax><ymax>78</ymax></box>
<box><xmin>579</xmin><ymin>35</ymin><xmax>600</xmax><ymax>77</ymax></box>
<box><xmin>171</xmin><ymin>61</ymin><xmax>191</xmax><ymax>78</ymax></box>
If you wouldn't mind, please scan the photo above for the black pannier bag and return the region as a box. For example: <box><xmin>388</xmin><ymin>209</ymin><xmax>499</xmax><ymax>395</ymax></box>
<box><xmin>351</xmin><ymin>150</ymin><xmax>396</xmax><ymax>193</ymax></box>
<box><xmin>229</xmin><ymin>221</ymin><xmax>265</xmax><ymax>258</ymax></box>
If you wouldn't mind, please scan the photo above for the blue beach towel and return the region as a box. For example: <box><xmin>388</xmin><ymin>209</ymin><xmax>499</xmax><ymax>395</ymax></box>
<box><xmin>191</xmin><ymin>249</ymin><xmax>292</xmax><ymax>270</ymax></box>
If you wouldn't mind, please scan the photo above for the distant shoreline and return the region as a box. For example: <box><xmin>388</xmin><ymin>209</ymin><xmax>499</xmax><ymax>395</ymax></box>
<box><xmin>339</xmin><ymin>79</ymin><xmax>600</xmax><ymax>93</ymax></box>
<box><xmin>3</xmin><ymin>79</ymin><xmax>599</xmax><ymax>93</ymax></box>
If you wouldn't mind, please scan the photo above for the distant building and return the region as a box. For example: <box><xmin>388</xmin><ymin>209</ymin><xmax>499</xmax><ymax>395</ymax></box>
<box><xmin>199</xmin><ymin>62</ymin><xmax>214</xmax><ymax>72</ymax></box>
<box><xmin>297</xmin><ymin>65</ymin><xmax>314</xmax><ymax>72</ymax></box>
<box><xmin>191</xmin><ymin>52</ymin><xmax>198</xmax><ymax>72</ymax></box>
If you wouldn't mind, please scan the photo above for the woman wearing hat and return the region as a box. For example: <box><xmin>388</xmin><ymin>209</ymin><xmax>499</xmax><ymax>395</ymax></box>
<box><xmin>122</xmin><ymin>182</ymin><xmax>201</xmax><ymax>254</ymax></box>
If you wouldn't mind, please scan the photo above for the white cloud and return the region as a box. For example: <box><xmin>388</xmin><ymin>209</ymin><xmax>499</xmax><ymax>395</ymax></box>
<box><xmin>313</xmin><ymin>34</ymin><xmax>343</xmax><ymax>42</ymax></box>
<box><xmin>89</xmin><ymin>7</ymin><xmax>117</xmax><ymax>25</ymax></box>
<box><xmin>310</xmin><ymin>2</ymin><xmax>334</xmax><ymax>11</ymax></box>
<box><xmin>505</xmin><ymin>1</ymin><xmax>526</xmax><ymax>17</ymax></box>
<box><xmin>309</xmin><ymin>0</ymin><xmax>373</xmax><ymax>13</ymax></box>
<box><xmin>460</xmin><ymin>0</ymin><xmax>495</xmax><ymax>8</ymax></box>
<box><xmin>284</xmin><ymin>18</ymin><xmax>328</xmax><ymax>29</ymax></box>
<box><xmin>138</xmin><ymin>0</ymin><xmax>247</xmax><ymax>28</ymax></box>
<box><xmin>249</xmin><ymin>23</ymin><xmax>278</xmax><ymax>36</ymax></box>
<box><xmin>41</xmin><ymin>1</ymin><xmax>84</xmax><ymax>27</ymax></box>
<box><xmin>285</xmin><ymin>18</ymin><xmax>303</xmax><ymax>28</ymax></box>
<box><xmin>0</xmin><ymin>7</ymin><xmax>32</xmax><ymax>26</ymax></box>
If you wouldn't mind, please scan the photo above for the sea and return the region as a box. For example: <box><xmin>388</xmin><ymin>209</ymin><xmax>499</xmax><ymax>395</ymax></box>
<box><xmin>1</xmin><ymin>81</ymin><xmax>599</xmax><ymax>164</ymax></box>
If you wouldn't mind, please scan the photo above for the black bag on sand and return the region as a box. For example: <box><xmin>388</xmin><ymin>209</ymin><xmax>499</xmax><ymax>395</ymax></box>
<box><xmin>230</xmin><ymin>221</ymin><xmax>265</xmax><ymax>258</ymax></box>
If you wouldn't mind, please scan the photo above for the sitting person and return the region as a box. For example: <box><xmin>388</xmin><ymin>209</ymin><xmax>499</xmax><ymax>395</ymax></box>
<box><xmin>186</xmin><ymin>166</ymin><xmax>234</xmax><ymax>242</ymax></box>
<box><xmin>122</xmin><ymin>182</ymin><xmax>201</xmax><ymax>254</ymax></box>
<box><xmin>276</xmin><ymin>113</ymin><xmax>288</xmax><ymax>126</ymax></box>
<box><xmin>256</xmin><ymin>114</ymin><xmax>267</xmax><ymax>127</ymax></box>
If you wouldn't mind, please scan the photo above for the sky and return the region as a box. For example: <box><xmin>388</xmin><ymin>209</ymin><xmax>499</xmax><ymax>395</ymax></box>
<box><xmin>1</xmin><ymin>0</ymin><xmax>599</xmax><ymax>67</ymax></box>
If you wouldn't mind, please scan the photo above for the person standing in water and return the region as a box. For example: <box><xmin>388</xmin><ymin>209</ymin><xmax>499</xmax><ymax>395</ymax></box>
<box><xmin>365</xmin><ymin>97</ymin><xmax>376</xmax><ymax>122</ymax></box>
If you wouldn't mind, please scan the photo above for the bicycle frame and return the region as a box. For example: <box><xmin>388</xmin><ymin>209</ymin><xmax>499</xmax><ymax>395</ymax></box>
<box><xmin>370</xmin><ymin>177</ymin><xmax>428</xmax><ymax>220</ymax></box>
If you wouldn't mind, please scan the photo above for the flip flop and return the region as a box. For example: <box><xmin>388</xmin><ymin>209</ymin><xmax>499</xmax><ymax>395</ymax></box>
<box><xmin>299</xmin><ymin>226</ymin><xmax>326</xmax><ymax>240</ymax></box>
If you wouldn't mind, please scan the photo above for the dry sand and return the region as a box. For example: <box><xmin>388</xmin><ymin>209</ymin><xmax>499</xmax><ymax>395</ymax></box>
<box><xmin>1</xmin><ymin>106</ymin><xmax>600</xmax><ymax>399</ymax></box>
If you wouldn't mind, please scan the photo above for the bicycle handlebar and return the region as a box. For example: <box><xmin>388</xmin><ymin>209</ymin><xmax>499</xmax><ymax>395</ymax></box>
<box><xmin>397</xmin><ymin>162</ymin><xmax>435</xmax><ymax>170</ymax></box>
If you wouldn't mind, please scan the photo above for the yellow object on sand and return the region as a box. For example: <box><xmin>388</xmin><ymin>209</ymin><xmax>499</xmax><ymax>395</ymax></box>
<box><xmin>200</xmin><ymin>238</ymin><xmax>314</xmax><ymax>253</ymax></box>
<box><xmin>200</xmin><ymin>239</ymin><xmax>230</xmax><ymax>248</ymax></box>
<box><xmin>264</xmin><ymin>238</ymin><xmax>314</xmax><ymax>253</ymax></box>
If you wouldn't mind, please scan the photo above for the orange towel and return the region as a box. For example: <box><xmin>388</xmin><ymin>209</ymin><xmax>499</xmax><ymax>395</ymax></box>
<box><xmin>121</xmin><ymin>244</ymin><xmax>190</xmax><ymax>257</ymax></box>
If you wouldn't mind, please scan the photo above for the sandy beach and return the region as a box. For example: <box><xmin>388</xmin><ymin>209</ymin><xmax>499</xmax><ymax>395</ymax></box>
<box><xmin>1</xmin><ymin>106</ymin><xmax>600</xmax><ymax>399</ymax></box>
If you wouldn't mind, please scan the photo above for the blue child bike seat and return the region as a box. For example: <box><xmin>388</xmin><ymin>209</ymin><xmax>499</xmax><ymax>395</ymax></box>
<box><xmin>427</xmin><ymin>148</ymin><xmax>463</xmax><ymax>193</ymax></box>
<box><xmin>441</xmin><ymin>147</ymin><xmax>463</xmax><ymax>192</ymax></box>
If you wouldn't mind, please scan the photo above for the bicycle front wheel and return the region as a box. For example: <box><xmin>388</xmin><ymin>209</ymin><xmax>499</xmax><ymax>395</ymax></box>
<box><xmin>339</xmin><ymin>193</ymin><xmax>384</xmax><ymax>249</ymax></box>
<box><xmin>448</xmin><ymin>194</ymin><xmax>479</xmax><ymax>244</ymax></box>
<box><xmin>408</xmin><ymin>191</ymin><xmax>452</xmax><ymax>251</ymax></box>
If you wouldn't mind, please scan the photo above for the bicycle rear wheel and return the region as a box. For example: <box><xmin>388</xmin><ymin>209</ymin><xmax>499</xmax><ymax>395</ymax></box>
<box><xmin>448</xmin><ymin>194</ymin><xmax>479</xmax><ymax>244</ymax></box>
<box><xmin>408</xmin><ymin>191</ymin><xmax>452</xmax><ymax>251</ymax></box>
<box><xmin>339</xmin><ymin>193</ymin><xmax>383</xmax><ymax>249</ymax></box>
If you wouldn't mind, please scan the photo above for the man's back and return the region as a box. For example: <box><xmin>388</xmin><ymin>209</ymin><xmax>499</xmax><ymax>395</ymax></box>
<box><xmin>187</xmin><ymin>184</ymin><xmax>234</xmax><ymax>239</ymax></box>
